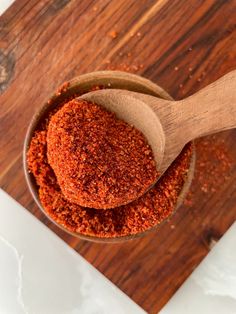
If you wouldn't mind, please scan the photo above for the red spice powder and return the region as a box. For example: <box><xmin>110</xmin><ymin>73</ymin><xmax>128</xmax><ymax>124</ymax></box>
<box><xmin>28</xmin><ymin>127</ymin><xmax>192</xmax><ymax>237</ymax></box>
<box><xmin>105</xmin><ymin>62</ymin><xmax>144</xmax><ymax>73</ymax></box>
<box><xmin>183</xmin><ymin>136</ymin><xmax>233</xmax><ymax>207</ymax></box>
<box><xmin>194</xmin><ymin>137</ymin><xmax>232</xmax><ymax>194</ymax></box>
<box><xmin>27</xmin><ymin>84</ymin><xmax>193</xmax><ymax>238</ymax></box>
<box><xmin>47</xmin><ymin>99</ymin><xmax>158</xmax><ymax>209</ymax></box>
<box><xmin>108</xmin><ymin>30</ymin><xmax>118</xmax><ymax>39</ymax></box>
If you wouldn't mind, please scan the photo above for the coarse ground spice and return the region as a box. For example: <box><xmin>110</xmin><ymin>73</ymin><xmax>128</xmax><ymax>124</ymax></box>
<box><xmin>27</xmin><ymin>84</ymin><xmax>193</xmax><ymax>238</ymax></box>
<box><xmin>183</xmin><ymin>136</ymin><xmax>233</xmax><ymax>207</ymax></box>
<box><xmin>47</xmin><ymin>99</ymin><xmax>158</xmax><ymax>209</ymax></box>
<box><xmin>108</xmin><ymin>30</ymin><xmax>118</xmax><ymax>39</ymax></box>
<box><xmin>194</xmin><ymin>137</ymin><xmax>232</xmax><ymax>194</ymax></box>
<box><xmin>105</xmin><ymin>61</ymin><xmax>144</xmax><ymax>73</ymax></box>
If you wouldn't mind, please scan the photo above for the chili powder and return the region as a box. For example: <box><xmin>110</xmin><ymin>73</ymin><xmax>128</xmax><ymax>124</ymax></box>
<box><xmin>47</xmin><ymin>99</ymin><xmax>158</xmax><ymax>209</ymax></box>
<box><xmin>27</xmin><ymin>86</ymin><xmax>193</xmax><ymax>239</ymax></box>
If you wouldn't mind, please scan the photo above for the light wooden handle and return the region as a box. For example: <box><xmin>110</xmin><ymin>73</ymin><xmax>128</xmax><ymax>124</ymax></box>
<box><xmin>176</xmin><ymin>70</ymin><xmax>236</xmax><ymax>142</ymax></box>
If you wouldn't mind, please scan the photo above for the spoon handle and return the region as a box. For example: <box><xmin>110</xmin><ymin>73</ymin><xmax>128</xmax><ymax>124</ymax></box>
<box><xmin>177</xmin><ymin>70</ymin><xmax>236</xmax><ymax>142</ymax></box>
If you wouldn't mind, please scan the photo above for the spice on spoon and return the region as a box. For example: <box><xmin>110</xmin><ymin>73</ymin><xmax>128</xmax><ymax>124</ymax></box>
<box><xmin>47</xmin><ymin>99</ymin><xmax>158</xmax><ymax>209</ymax></box>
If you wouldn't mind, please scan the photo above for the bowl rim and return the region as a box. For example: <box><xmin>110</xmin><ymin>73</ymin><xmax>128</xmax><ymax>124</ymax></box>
<box><xmin>23</xmin><ymin>70</ymin><xmax>195</xmax><ymax>243</ymax></box>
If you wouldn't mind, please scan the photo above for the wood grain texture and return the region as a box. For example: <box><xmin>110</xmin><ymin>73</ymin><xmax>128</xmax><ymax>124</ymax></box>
<box><xmin>0</xmin><ymin>0</ymin><xmax>235</xmax><ymax>313</ymax></box>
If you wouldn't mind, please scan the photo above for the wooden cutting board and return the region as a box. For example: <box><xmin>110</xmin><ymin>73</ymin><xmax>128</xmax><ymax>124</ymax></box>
<box><xmin>0</xmin><ymin>1</ymin><xmax>235</xmax><ymax>313</ymax></box>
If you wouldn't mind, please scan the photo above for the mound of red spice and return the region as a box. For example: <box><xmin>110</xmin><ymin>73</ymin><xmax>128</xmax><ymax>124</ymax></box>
<box><xmin>47</xmin><ymin>99</ymin><xmax>158</xmax><ymax>209</ymax></box>
<box><xmin>27</xmin><ymin>86</ymin><xmax>193</xmax><ymax>238</ymax></box>
<box><xmin>28</xmin><ymin>129</ymin><xmax>192</xmax><ymax>237</ymax></box>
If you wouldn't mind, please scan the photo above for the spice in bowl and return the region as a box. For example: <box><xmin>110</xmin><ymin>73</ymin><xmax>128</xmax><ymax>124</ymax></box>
<box><xmin>47</xmin><ymin>99</ymin><xmax>158</xmax><ymax>209</ymax></box>
<box><xmin>27</xmin><ymin>84</ymin><xmax>193</xmax><ymax>239</ymax></box>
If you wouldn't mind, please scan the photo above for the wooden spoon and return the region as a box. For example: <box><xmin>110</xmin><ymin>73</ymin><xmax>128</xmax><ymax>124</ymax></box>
<box><xmin>79</xmin><ymin>70</ymin><xmax>236</xmax><ymax>182</ymax></box>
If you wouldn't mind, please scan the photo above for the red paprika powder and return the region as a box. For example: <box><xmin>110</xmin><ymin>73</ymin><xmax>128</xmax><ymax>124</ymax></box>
<box><xmin>47</xmin><ymin>99</ymin><xmax>158</xmax><ymax>209</ymax></box>
<box><xmin>27</xmin><ymin>85</ymin><xmax>193</xmax><ymax>239</ymax></box>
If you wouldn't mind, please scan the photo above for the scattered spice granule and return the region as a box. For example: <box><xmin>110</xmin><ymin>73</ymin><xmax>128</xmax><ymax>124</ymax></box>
<box><xmin>194</xmin><ymin>137</ymin><xmax>232</xmax><ymax>194</ymax></box>
<box><xmin>174</xmin><ymin>66</ymin><xmax>179</xmax><ymax>71</ymax></box>
<box><xmin>56</xmin><ymin>82</ymin><xmax>70</xmax><ymax>96</ymax></box>
<box><xmin>184</xmin><ymin>136</ymin><xmax>233</xmax><ymax>206</ymax></box>
<box><xmin>27</xmin><ymin>87</ymin><xmax>193</xmax><ymax>238</ymax></box>
<box><xmin>90</xmin><ymin>85</ymin><xmax>103</xmax><ymax>91</ymax></box>
<box><xmin>105</xmin><ymin>62</ymin><xmax>144</xmax><ymax>73</ymax></box>
<box><xmin>47</xmin><ymin>99</ymin><xmax>158</xmax><ymax>209</ymax></box>
<box><xmin>137</xmin><ymin>32</ymin><xmax>141</xmax><ymax>37</ymax></box>
<box><xmin>109</xmin><ymin>30</ymin><xmax>118</xmax><ymax>39</ymax></box>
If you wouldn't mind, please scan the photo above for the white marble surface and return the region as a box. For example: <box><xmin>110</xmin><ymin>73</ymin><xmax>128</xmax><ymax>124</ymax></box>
<box><xmin>0</xmin><ymin>189</ymin><xmax>146</xmax><ymax>314</ymax></box>
<box><xmin>160</xmin><ymin>222</ymin><xmax>236</xmax><ymax>314</ymax></box>
<box><xmin>0</xmin><ymin>0</ymin><xmax>14</xmax><ymax>15</ymax></box>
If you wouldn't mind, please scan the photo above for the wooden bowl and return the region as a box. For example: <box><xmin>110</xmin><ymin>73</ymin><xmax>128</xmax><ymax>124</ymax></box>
<box><xmin>23</xmin><ymin>71</ymin><xmax>195</xmax><ymax>242</ymax></box>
